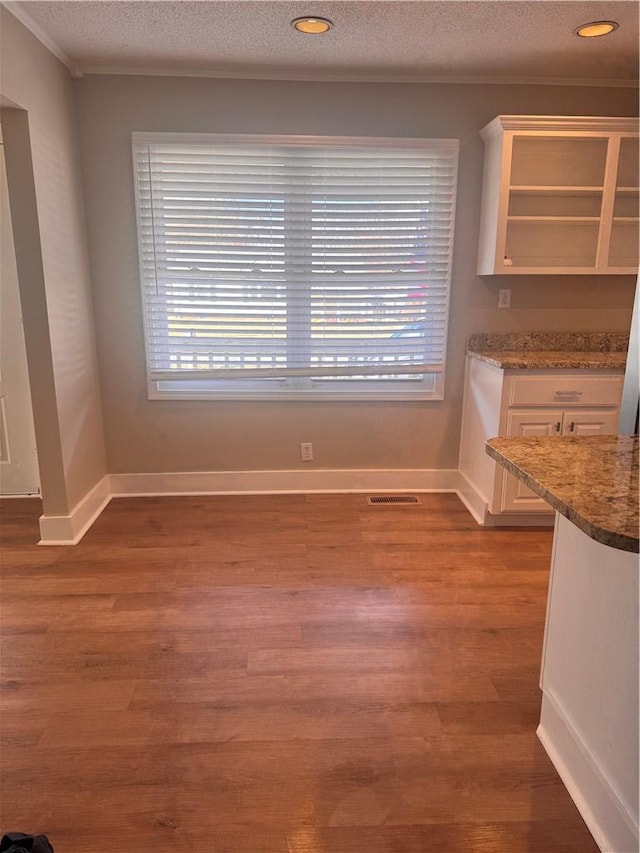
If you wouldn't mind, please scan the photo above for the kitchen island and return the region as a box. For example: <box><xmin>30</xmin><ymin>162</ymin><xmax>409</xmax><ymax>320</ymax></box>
<box><xmin>487</xmin><ymin>435</ymin><xmax>638</xmax><ymax>853</ymax></box>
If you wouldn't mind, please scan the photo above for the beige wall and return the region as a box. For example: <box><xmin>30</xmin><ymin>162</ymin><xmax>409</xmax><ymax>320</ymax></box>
<box><xmin>74</xmin><ymin>74</ymin><xmax>637</xmax><ymax>474</ymax></box>
<box><xmin>1</xmin><ymin>9</ymin><xmax>107</xmax><ymax>512</ymax></box>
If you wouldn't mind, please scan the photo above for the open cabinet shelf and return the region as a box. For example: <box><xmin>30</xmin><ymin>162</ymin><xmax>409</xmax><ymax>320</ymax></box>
<box><xmin>477</xmin><ymin>116</ymin><xmax>639</xmax><ymax>275</ymax></box>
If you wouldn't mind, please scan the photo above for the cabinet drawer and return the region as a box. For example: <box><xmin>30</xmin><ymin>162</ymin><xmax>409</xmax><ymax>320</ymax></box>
<box><xmin>507</xmin><ymin>375</ymin><xmax>623</xmax><ymax>407</ymax></box>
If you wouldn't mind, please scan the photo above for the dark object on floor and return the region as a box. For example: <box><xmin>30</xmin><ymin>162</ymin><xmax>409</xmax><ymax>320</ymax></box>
<box><xmin>0</xmin><ymin>834</ymin><xmax>54</xmax><ymax>853</ymax></box>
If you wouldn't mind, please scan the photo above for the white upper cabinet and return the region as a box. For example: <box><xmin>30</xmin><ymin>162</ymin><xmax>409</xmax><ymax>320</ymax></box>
<box><xmin>477</xmin><ymin>116</ymin><xmax>639</xmax><ymax>275</ymax></box>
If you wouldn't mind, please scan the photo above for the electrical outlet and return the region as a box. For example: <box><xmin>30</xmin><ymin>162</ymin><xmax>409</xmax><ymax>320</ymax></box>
<box><xmin>300</xmin><ymin>442</ymin><xmax>314</xmax><ymax>462</ymax></box>
<box><xmin>498</xmin><ymin>288</ymin><xmax>511</xmax><ymax>309</ymax></box>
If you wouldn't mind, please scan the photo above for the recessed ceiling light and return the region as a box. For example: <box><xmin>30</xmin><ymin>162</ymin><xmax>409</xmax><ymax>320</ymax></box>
<box><xmin>576</xmin><ymin>20</ymin><xmax>618</xmax><ymax>38</ymax></box>
<box><xmin>291</xmin><ymin>16</ymin><xmax>333</xmax><ymax>34</ymax></box>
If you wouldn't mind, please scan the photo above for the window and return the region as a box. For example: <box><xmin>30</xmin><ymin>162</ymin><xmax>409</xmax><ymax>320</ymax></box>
<box><xmin>132</xmin><ymin>133</ymin><xmax>459</xmax><ymax>400</ymax></box>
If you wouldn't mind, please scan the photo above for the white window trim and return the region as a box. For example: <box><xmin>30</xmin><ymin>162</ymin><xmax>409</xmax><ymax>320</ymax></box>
<box><xmin>132</xmin><ymin>132</ymin><xmax>459</xmax><ymax>402</ymax></box>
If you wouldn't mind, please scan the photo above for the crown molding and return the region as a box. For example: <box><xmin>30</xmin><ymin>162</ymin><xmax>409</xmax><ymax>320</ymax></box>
<box><xmin>76</xmin><ymin>64</ymin><xmax>639</xmax><ymax>89</ymax></box>
<box><xmin>496</xmin><ymin>114</ymin><xmax>639</xmax><ymax>131</ymax></box>
<box><xmin>481</xmin><ymin>115</ymin><xmax>640</xmax><ymax>139</ymax></box>
<box><xmin>1</xmin><ymin>1</ymin><xmax>82</xmax><ymax>77</ymax></box>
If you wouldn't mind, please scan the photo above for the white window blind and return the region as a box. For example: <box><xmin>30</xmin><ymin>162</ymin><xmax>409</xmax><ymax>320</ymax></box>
<box><xmin>132</xmin><ymin>133</ymin><xmax>459</xmax><ymax>400</ymax></box>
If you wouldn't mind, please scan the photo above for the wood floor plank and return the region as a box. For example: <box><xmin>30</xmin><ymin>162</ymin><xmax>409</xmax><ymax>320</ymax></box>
<box><xmin>317</xmin><ymin>821</ymin><xmax>596</xmax><ymax>853</ymax></box>
<box><xmin>437</xmin><ymin>700</ymin><xmax>541</xmax><ymax>734</ymax></box>
<box><xmin>33</xmin><ymin>699</ymin><xmax>442</xmax><ymax>748</ymax></box>
<box><xmin>0</xmin><ymin>678</ymin><xmax>138</xmax><ymax>714</ymax></box>
<box><xmin>0</xmin><ymin>494</ymin><xmax>599</xmax><ymax>852</ymax></box>
<box><xmin>130</xmin><ymin>669</ymin><xmax>501</xmax><ymax>707</ymax></box>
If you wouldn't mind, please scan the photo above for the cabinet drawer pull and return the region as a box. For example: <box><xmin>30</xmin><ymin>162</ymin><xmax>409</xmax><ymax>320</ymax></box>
<box><xmin>554</xmin><ymin>390</ymin><xmax>583</xmax><ymax>397</ymax></box>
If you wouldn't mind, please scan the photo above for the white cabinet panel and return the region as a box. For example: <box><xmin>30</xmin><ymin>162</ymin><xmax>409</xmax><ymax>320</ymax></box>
<box><xmin>498</xmin><ymin>410</ymin><xmax>562</xmax><ymax>513</ymax></box>
<box><xmin>506</xmin><ymin>410</ymin><xmax>563</xmax><ymax>437</ymax></box>
<box><xmin>508</xmin><ymin>375</ymin><xmax>623</xmax><ymax>407</ymax></box>
<box><xmin>563</xmin><ymin>409</ymin><xmax>620</xmax><ymax>436</ymax></box>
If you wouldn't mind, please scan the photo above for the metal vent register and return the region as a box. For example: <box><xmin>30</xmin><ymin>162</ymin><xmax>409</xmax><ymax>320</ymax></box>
<box><xmin>367</xmin><ymin>495</ymin><xmax>420</xmax><ymax>505</ymax></box>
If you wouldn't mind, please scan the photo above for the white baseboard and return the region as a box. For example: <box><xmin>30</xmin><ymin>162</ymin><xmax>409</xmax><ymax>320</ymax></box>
<box><xmin>456</xmin><ymin>472</ymin><xmax>554</xmax><ymax>528</ymax></box>
<box><xmin>38</xmin><ymin>476</ymin><xmax>111</xmax><ymax>545</ymax></box>
<box><xmin>456</xmin><ymin>471</ymin><xmax>490</xmax><ymax>524</ymax></box>
<box><xmin>483</xmin><ymin>510</ymin><xmax>554</xmax><ymax>528</ymax></box>
<box><xmin>538</xmin><ymin>689</ymin><xmax>639</xmax><ymax>853</ymax></box>
<box><xmin>36</xmin><ymin>465</ymin><xmax>555</xmax><ymax>546</ymax></box>
<box><xmin>35</xmin><ymin>468</ymin><xmax>458</xmax><ymax>544</ymax></box>
<box><xmin>108</xmin><ymin>467</ymin><xmax>460</xmax><ymax>497</ymax></box>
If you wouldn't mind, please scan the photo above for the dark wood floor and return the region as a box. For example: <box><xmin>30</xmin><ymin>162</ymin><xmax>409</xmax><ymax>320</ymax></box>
<box><xmin>0</xmin><ymin>493</ymin><xmax>599</xmax><ymax>852</ymax></box>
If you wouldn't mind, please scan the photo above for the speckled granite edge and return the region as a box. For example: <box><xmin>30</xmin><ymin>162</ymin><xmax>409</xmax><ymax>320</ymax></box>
<box><xmin>468</xmin><ymin>332</ymin><xmax>629</xmax><ymax>352</ymax></box>
<box><xmin>486</xmin><ymin>436</ymin><xmax>639</xmax><ymax>554</ymax></box>
<box><xmin>469</xmin><ymin>350</ymin><xmax>628</xmax><ymax>370</ymax></box>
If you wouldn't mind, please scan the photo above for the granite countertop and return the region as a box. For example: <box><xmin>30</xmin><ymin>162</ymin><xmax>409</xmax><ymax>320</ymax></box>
<box><xmin>468</xmin><ymin>332</ymin><xmax>628</xmax><ymax>370</ymax></box>
<box><xmin>486</xmin><ymin>435</ymin><xmax>639</xmax><ymax>554</ymax></box>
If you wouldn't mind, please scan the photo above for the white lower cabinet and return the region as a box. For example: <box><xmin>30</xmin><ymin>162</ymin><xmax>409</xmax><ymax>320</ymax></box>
<box><xmin>499</xmin><ymin>407</ymin><xmax>621</xmax><ymax>512</ymax></box>
<box><xmin>459</xmin><ymin>357</ymin><xmax>623</xmax><ymax>524</ymax></box>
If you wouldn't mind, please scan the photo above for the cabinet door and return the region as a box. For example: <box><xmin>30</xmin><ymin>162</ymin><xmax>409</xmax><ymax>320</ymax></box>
<box><xmin>562</xmin><ymin>408</ymin><xmax>619</xmax><ymax>436</ymax></box>
<box><xmin>497</xmin><ymin>410</ymin><xmax>562</xmax><ymax>513</ymax></box>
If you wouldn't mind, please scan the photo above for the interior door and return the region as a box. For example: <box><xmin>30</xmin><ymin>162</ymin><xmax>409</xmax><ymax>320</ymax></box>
<box><xmin>0</xmin><ymin>129</ymin><xmax>39</xmax><ymax>496</ymax></box>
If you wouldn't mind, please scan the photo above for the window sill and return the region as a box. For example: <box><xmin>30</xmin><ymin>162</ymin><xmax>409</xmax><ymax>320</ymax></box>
<box><xmin>148</xmin><ymin>376</ymin><xmax>444</xmax><ymax>402</ymax></box>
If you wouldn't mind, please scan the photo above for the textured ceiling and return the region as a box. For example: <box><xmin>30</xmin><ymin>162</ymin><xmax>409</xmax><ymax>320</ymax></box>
<box><xmin>7</xmin><ymin>0</ymin><xmax>640</xmax><ymax>83</ymax></box>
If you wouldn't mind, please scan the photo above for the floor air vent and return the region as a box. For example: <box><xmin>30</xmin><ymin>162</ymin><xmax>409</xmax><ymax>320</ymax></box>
<box><xmin>367</xmin><ymin>495</ymin><xmax>420</xmax><ymax>505</ymax></box>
